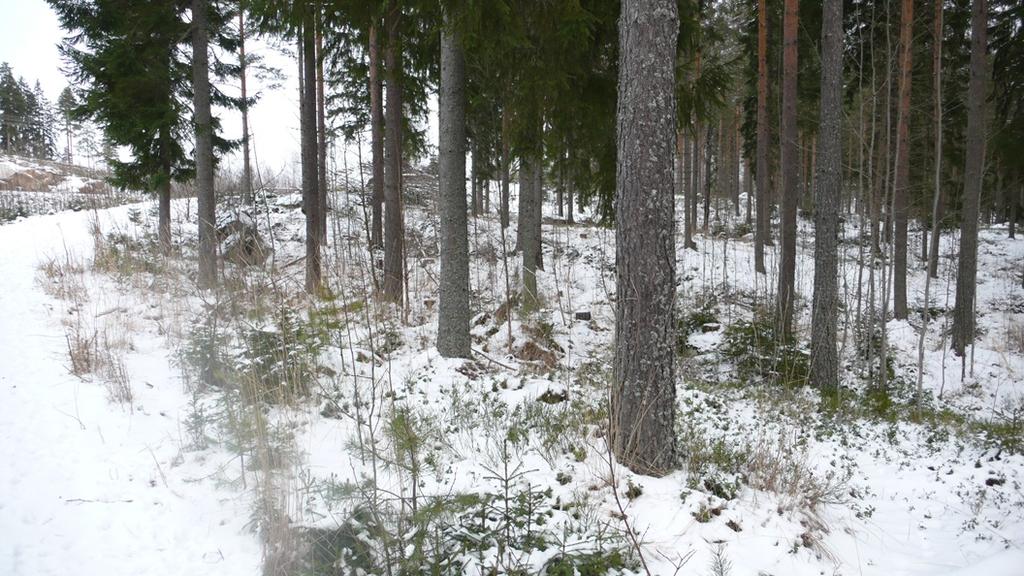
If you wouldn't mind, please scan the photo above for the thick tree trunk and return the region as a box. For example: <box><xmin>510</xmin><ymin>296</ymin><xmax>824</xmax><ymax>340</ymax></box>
<box><xmin>951</xmin><ymin>0</ymin><xmax>988</xmax><ymax>356</ymax></box>
<box><xmin>755</xmin><ymin>0</ymin><xmax>768</xmax><ymax>274</ymax></box>
<box><xmin>776</xmin><ymin>0</ymin><xmax>799</xmax><ymax>337</ymax></box>
<box><xmin>382</xmin><ymin>0</ymin><xmax>404</xmax><ymax>303</ymax></box>
<box><xmin>369</xmin><ymin>21</ymin><xmax>384</xmax><ymax>250</ymax></box>
<box><xmin>892</xmin><ymin>0</ymin><xmax>914</xmax><ymax>319</ymax></box>
<box><xmin>613</xmin><ymin>0</ymin><xmax>678</xmax><ymax>476</ymax></box>
<box><xmin>301</xmin><ymin>11</ymin><xmax>321</xmax><ymax>294</ymax></box>
<box><xmin>192</xmin><ymin>0</ymin><xmax>216</xmax><ymax>288</ymax></box>
<box><xmin>810</xmin><ymin>0</ymin><xmax>843</xmax><ymax>392</ymax></box>
<box><xmin>703</xmin><ymin>124</ymin><xmax>711</xmax><ymax>232</ymax></box>
<box><xmin>239</xmin><ymin>6</ymin><xmax>253</xmax><ymax>205</ymax></box>
<box><xmin>437</xmin><ymin>19</ymin><xmax>470</xmax><ymax>358</ymax></box>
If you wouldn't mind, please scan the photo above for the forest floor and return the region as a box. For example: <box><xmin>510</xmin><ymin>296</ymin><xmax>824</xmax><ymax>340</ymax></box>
<box><xmin>2</xmin><ymin>163</ymin><xmax>1023</xmax><ymax>575</ymax></box>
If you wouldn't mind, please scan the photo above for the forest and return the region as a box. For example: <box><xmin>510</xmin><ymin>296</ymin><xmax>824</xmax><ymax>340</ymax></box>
<box><xmin>0</xmin><ymin>0</ymin><xmax>1022</xmax><ymax>574</ymax></box>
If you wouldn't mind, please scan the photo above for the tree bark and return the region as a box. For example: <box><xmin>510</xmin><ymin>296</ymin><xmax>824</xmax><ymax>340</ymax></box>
<box><xmin>951</xmin><ymin>0</ymin><xmax>988</xmax><ymax>356</ymax></box>
<box><xmin>239</xmin><ymin>5</ymin><xmax>253</xmax><ymax>205</ymax></box>
<box><xmin>192</xmin><ymin>0</ymin><xmax>216</xmax><ymax>288</ymax></box>
<box><xmin>316</xmin><ymin>9</ymin><xmax>328</xmax><ymax>243</ymax></box>
<box><xmin>776</xmin><ymin>0</ymin><xmax>799</xmax><ymax>337</ymax></box>
<box><xmin>158</xmin><ymin>127</ymin><xmax>172</xmax><ymax>254</ymax></box>
<box><xmin>566</xmin><ymin>145</ymin><xmax>575</xmax><ymax>224</ymax></box>
<box><xmin>520</xmin><ymin>148</ymin><xmax>539</xmax><ymax>311</ymax></box>
<box><xmin>369</xmin><ymin>21</ymin><xmax>384</xmax><ymax>250</ymax></box>
<box><xmin>499</xmin><ymin>107</ymin><xmax>511</xmax><ymax>229</ymax></box>
<box><xmin>301</xmin><ymin>10</ymin><xmax>322</xmax><ymax>294</ymax></box>
<box><xmin>437</xmin><ymin>18</ymin><xmax>470</xmax><ymax>358</ymax></box>
<box><xmin>755</xmin><ymin>0</ymin><xmax>768</xmax><ymax>274</ymax></box>
<box><xmin>382</xmin><ymin>0</ymin><xmax>404</xmax><ymax>303</ymax></box>
<box><xmin>810</xmin><ymin>0</ymin><xmax>843</xmax><ymax>392</ymax></box>
<box><xmin>928</xmin><ymin>0</ymin><xmax>944</xmax><ymax>278</ymax></box>
<box><xmin>683</xmin><ymin>128</ymin><xmax>696</xmax><ymax>250</ymax></box>
<box><xmin>893</xmin><ymin>0</ymin><xmax>914</xmax><ymax>319</ymax></box>
<box><xmin>613</xmin><ymin>0</ymin><xmax>678</xmax><ymax>476</ymax></box>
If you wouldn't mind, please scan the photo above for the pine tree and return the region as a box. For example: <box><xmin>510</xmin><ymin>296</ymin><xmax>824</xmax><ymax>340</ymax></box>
<box><xmin>437</xmin><ymin>9</ymin><xmax>470</xmax><ymax>358</ymax></box>
<box><xmin>776</xmin><ymin>0</ymin><xmax>799</xmax><ymax>338</ymax></box>
<box><xmin>951</xmin><ymin>0</ymin><xmax>989</xmax><ymax>356</ymax></box>
<box><xmin>49</xmin><ymin>0</ymin><xmax>193</xmax><ymax>251</ymax></box>
<box><xmin>810</xmin><ymin>0</ymin><xmax>844</xmax><ymax>393</ymax></box>
<box><xmin>193</xmin><ymin>0</ymin><xmax>217</xmax><ymax>288</ymax></box>
<box><xmin>57</xmin><ymin>87</ymin><xmax>77</xmax><ymax>164</ymax></box>
<box><xmin>892</xmin><ymin>0</ymin><xmax>915</xmax><ymax>320</ymax></box>
<box><xmin>613</xmin><ymin>0</ymin><xmax>678</xmax><ymax>476</ymax></box>
<box><xmin>381</xmin><ymin>0</ymin><xmax>404</xmax><ymax>304</ymax></box>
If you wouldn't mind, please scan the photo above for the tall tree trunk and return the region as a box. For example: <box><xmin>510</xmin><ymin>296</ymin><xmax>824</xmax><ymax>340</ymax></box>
<box><xmin>928</xmin><ymin>0</ymin><xmax>944</xmax><ymax>278</ymax></box>
<box><xmin>733</xmin><ymin>108</ymin><xmax>741</xmax><ymax>217</ymax></box>
<box><xmin>382</xmin><ymin>0</ymin><xmax>404</xmax><ymax>303</ymax></box>
<box><xmin>776</xmin><ymin>0</ymin><xmax>799</xmax><ymax>337</ymax></box>
<box><xmin>301</xmin><ymin>10</ymin><xmax>321</xmax><ymax>294</ymax></box>
<box><xmin>520</xmin><ymin>141</ymin><xmax>539</xmax><ymax>311</ymax></box>
<box><xmin>613</xmin><ymin>0</ymin><xmax>678</xmax><ymax>476</ymax></box>
<box><xmin>692</xmin><ymin>122</ymin><xmax>701</xmax><ymax>243</ymax></box>
<box><xmin>703</xmin><ymin>124</ymin><xmax>712</xmax><ymax>232</ymax></box>
<box><xmin>369</xmin><ymin>20</ymin><xmax>384</xmax><ymax>250</ymax></box>
<box><xmin>500</xmin><ymin>106</ymin><xmax>510</xmax><ymax>229</ymax></box>
<box><xmin>239</xmin><ymin>5</ymin><xmax>253</xmax><ymax>205</ymax></box>
<box><xmin>951</xmin><ymin>0</ymin><xmax>988</xmax><ymax>356</ymax></box>
<box><xmin>192</xmin><ymin>0</ymin><xmax>216</xmax><ymax>288</ymax></box>
<box><xmin>755</xmin><ymin>0</ymin><xmax>769</xmax><ymax>274</ymax></box>
<box><xmin>1010</xmin><ymin>181</ymin><xmax>1019</xmax><ymax>239</ymax></box>
<box><xmin>316</xmin><ymin>9</ymin><xmax>328</xmax><ymax>244</ymax></box>
<box><xmin>470</xmin><ymin>144</ymin><xmax>480</xmax><ymax>216</ymax></box>
<box><xmin>892</xmin><ymin>0</ymin><xmax>914</xmax><ymax>319</ymax></box>
<box><xmin>437</xmin><ymin>18</ymin><xmax>469</xmax><ymax>358</ymax></box>
<box><xmin>683</xmin><ymin>128</ymin><xmax>696</xmax><ymax>249</ymax></box>
<box><xmin>566</xmin><ymin>146</ymin><xmax>575</xmax><ymax>224</ymax></box>
<box><xmin>158</xmin><ymin>128</ymin><xmax>172</xmax><ymax>254</ymax></box>
<box><xmin>810</xmin><ymin>0</ymin><xmax>843</xmax><ymax>392</ymax></box>
<box><xmin>745</xmin><ymin>158</ymin><xmax>753</xmax><ymax>225</ymax></box>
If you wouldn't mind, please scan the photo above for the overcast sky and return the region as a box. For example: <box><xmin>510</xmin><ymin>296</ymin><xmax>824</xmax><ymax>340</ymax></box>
<box><xmin>0</xmin><ymin>0</ymin><xmax>442</xmax><ymax>180</ymax></box>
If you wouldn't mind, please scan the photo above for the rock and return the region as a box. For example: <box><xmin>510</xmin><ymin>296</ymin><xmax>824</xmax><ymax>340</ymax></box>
<box><xmin>538</xmin><ymin>388</ymin><xmax>568</xmax><ymax>404</ymax></box>
<box><xmin>574</xmin><ymin>310</ymin><xmax>592</xmax><ymax>321</ymax></box>
<box><xmin>218</xmin><ymin>216</ymin><xmax>272</xmax><ymax>266</ymax></box>
<box><xmin>515</xmin><ymin>340</ymin><xmax>559</xmax><ymax>369</ymax></box>
<box><xmin>700</xmin><ymin>322</ymin><xmax>721</xmax><ymax>333</ymax></box>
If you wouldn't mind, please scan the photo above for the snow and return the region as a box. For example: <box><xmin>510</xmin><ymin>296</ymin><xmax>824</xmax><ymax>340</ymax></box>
<box><xmin>0</xmin><ymin>175</ymin><xmax>1021</xmax><ymax>575</ymax></box>
<box><xmin>0</xmin><ymin>206</ymin><xmax>260</xmax><ymax>575</ymax></box>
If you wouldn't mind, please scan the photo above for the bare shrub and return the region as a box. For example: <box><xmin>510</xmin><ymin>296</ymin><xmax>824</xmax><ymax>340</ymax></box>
<box><xmin>100</xmin><ymin>349</ymin><xmax>133</xmax><ymax>406</ymax></box>
<box><xmin>65</xmin><ymin>317</ymin><xmax>98</xmax><ymax>376</ymax></box>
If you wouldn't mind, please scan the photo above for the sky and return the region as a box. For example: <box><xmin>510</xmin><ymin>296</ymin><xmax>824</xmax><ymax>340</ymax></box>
<box><xmin>0</xmin><ymin>0</ymin><xmax>442</xmax><ymax>180</ymax></box>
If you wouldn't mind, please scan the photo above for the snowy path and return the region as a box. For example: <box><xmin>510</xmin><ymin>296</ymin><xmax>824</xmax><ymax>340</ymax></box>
<box><xmin>0</xmin><ymin>208</ymin><xmax>259</xmax><ymax>575</ymax></box>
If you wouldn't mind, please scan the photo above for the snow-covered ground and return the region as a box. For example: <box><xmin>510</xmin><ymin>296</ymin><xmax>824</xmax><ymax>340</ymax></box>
<box><xmin>0</xmin><ymin>206</ymin><xmax>259</xmax><ymax>575</ymax></box>
<box><xmin>1</xmin><ymin>176</ymin><xmax>1022</xmax><ymax>575</ymax></box>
